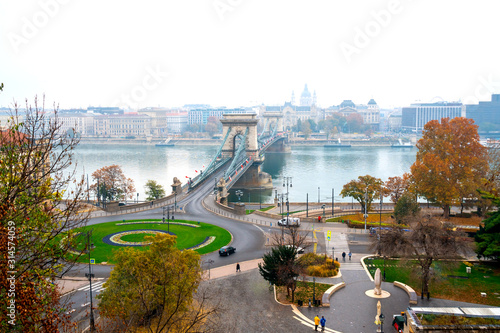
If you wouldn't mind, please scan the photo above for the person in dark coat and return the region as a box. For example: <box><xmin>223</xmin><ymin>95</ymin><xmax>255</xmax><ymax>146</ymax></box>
<box><xmin>236</xmin><ymin>263</ymin><xmax>241</xmax><ymax>272</ymax></box>
<box><xmin>342</xmin><ymin>251</ymin><xmax>346</xmax><ymax>262</ymax></box>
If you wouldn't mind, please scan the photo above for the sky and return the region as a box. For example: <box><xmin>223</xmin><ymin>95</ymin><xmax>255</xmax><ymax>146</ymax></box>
<box><xmin>1</xmin><ymin>0</ymin><xmax>500</xmax><ymax>110</ymax></box>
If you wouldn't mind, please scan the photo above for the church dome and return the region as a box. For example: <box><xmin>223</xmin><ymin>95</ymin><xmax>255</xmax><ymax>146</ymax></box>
<box><xmin>368</xmin><ymin>99</ymin><xmax>377</xmax><ymax>105</ymax></box>
<box><xmin>340</xmin><ymin>100</ymin><xmax>355</xmax><ymax>108</ymax></box>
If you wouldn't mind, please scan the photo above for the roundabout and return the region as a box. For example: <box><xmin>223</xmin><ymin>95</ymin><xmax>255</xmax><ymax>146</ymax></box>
<box><xmin>103</xmin><ymin>229</ymin><xmax>174</xmax><ymax>246</ymax></box>
<box><xmin>67</xmin><ymin>219</ymin><xmax>232</xmax><ymax>264</ymax></box>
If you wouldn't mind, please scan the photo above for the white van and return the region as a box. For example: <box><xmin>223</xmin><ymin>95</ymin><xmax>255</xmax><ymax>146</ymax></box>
<box><xmin>277</xmin><ymin>217</ymin><xmax>300</xmax><ymax>227</ymax></box>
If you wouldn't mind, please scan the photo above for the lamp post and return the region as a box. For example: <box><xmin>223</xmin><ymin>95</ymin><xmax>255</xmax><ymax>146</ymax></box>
<box><xmin>364</xmin><ymin>187</ymin><xmax>368</xmax><ymax>231</ymax></box>
<box><xmin>380</xmin><ymin>313</ymin><xmax>385</xmax><ymax>333</ymax></box>
<box><xmin>137</xmin><ymin>192</ymin><xmax>139</xmax><ymax>203</ymax></box>
<box><xmin>235</xmin><ymin>190</ymin><xmax>243</xmax><ymax>202</ymax></box>
<box><xmin>283</xmin><ymin>177</ymin><xmax>292</xmax><ymax>220</ymax></box>
<box><xmin>322</xmin><ymin>204</ymin><xmax>325</xmax><ymax>221</ymax></box>
<box><xmin>87</xmin><ymin>230</ymin><xmax>95</xmax><ymax>332</ymax></box>
<box><xmin>332</xmin><ymin>188</ymin><xmax>334</xmax><ymax>216</ymax></box>
<box><xmin>163</xmin><ymin>206</ymin><xmax>174</xmax><ymax>233</ymax></box>
<box><xmin>174</xmin><ymin>192</ymin><xmax>177</xmax><ymax>212</ymax></box>
<box><xmin>207</xmin><ymin>259</ymin><xmax>214</xmax><ymax>279</ymax></box>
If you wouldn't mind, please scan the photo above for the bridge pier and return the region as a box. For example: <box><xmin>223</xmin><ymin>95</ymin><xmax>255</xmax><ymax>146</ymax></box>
<box><xmin>233</xmin><ymin>162</ymin><xmax>273</xmax><ymax>189</ymax></box>
<box><xmin>263</xmin><ymin>137</ymin><xmax>291</xmax><ymax>153</ymax></box>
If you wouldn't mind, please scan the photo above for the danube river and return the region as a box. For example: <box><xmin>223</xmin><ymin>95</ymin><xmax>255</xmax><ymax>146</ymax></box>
<box><xmin>72</xmin><ymin>144</ymin><xmax>416</xmax><ymax>204</ymax></box>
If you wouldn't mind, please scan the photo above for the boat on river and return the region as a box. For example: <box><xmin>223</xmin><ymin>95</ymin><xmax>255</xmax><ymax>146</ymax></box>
<box><xmin>391</xmin><ymin>139</ymin><xmax>413</xmax><ymax>148</ymax></box>
<box><xmin>324</xmin><ymin>138</ymin><xmax>351</xmax><ymax>148</ymax></box>
<box><xmin>155</xmin><ymin>138</ymin><xmax>175</xmax><ymax>147</ymax></box>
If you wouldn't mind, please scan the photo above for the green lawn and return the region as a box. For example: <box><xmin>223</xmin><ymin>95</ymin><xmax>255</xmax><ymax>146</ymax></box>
<box><xmin>364</xmin><ymin>257</ymin><xmax>500</xmax><ymax>306</ymax></box>
<box><xmin>276</xmin><ymin>281</ymin><xmax>331</xmax><ymax>305</ymax></box>
<box><xmin>67</xmin><ymin>219</ymin><xmax>231</xmax><ymax>264</ymax></box>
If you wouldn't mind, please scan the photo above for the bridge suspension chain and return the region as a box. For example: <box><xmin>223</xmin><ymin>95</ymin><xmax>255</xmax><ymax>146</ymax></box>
<box><xmin>189</xmin><ymin>127</ymin><xmax>232</xmax><ymax>188</ymax></box>
<box><xmin>224</xmin><ymin>127</ymin><xmax>249</xmax><ymax>179</ymax></box>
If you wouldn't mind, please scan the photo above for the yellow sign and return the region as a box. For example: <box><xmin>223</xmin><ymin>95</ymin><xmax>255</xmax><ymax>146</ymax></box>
<box><xmin>327</xmin><ymin>230</ymin><xmax>331</xmax><ymax>237</ymax></box>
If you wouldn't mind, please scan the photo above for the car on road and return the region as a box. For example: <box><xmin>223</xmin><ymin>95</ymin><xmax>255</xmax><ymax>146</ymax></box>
<box><xmin>284</xmin><ymin>245</ymin><xmax>305</xmax><ymax>254</ymax></box>
<box><xmin>277</xmin><ymin>217</ymin><xmax>300</xmax><ymax>227</ymax></box>
<box><xmin>219</xmin><ymin>246</ymin><xmax>236</xmax><ymax>256</ymax></box>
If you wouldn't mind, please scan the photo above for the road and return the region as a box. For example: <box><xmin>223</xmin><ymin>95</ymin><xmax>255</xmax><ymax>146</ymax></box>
<box><xmin>63</xmin><ymin>168</ymin><xmax>269</xmax><ymax>330</ymax></box>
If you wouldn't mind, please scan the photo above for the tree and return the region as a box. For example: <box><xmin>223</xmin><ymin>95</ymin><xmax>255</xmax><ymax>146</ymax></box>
<box><xmin>259</xmin><ymin>225</ymin><xmax>311</xmax><ymax>303</ymax></box>
<box><xmin>302</xmin><ymin>121</ymin><xmax>312</xmax><ymax>139</ymax></box>
<box><xmin>340</xmin><ymin>175</ymin><xmax>384</xmax><ymax>212</ymax></box>
<box><xmin>346</xmin><ymin>113</ymin><xmax>364</xmax><ymax>133</ymax></box>
<box><xmin>375</xmin><ymin>213</ymin><xmax>470</xmax><ymax>297</ymax></box>
<box><xmin>0</xmin><ymin>96</ymin><xmax>89</xmax><ymax>331</ymax></box>
<box><xmin>475</xmin><ymin>191</ymin><xmax>500</xmax><ymax>261</ymax></box>
<box><xmin>90</xmin><ymin>165</ymin><xmax>136</xmax><ymax>202</ymax></box>
<box><xmin>411</xmin><ymin>117</ymin><xmax>488</xmax><ymax>218</ymax></box>
<box><xmin>258</xmin><ymin>245</ymin><xmax>301</xmax><ymax>302</ymax></box>
<box><xmin>384</xmin><ymin>173</ymin><xmax>411</xmax><ymax>204</ymax></box>
<box><xmin>98</xmin><ymin>234</ymin><xmax>219</xmax><ymax>332</ymax></box>
<box><xmin>145</xmin><ymin>180</ymin><xmax>166</xmax><ymax>200</ymax></box>
<box><xmin>393</xmin><ymin>192</ymin><xmax>420</xmax><ymax>224</ymax></box>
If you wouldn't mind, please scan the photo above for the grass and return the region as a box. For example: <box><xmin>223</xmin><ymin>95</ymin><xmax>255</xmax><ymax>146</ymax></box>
<box><xmin>119</xmin><ymin>233</ymin><xmax>157</xmax><ymax>243</ymax></box>
<box><xmin>259</xmin><ymin>205</ymin><xmax>275</xmax><ymax>212</ymax></box>
<box><xmin>276</xmin><ymin>281</ymin><xmax>332</xmax><ymax>305</ymax></box>
<box><xmin>363</xmin><ymin>257</ymin><xmax>500</xmax><ymax>306</ymax></box>
<box><xmin>326</xmin><ymin>213</ymin><xmax>393</xmax><ymax>223</ymax></box>
<box><xmin>67</xmin><ymin>219</ymin><xmax>231</xmax><ymax>264</ymax></box>
<box><xmin>419</xmin><ymin>313</ymin><xmax>500</xmax><ymax>325</ymax></box>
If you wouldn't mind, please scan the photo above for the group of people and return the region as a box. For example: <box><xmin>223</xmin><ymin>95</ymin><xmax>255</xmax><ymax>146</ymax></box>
<box><xmin>341</xmin><ymin>251</ymin><xmax>352</xmax><ymax>261</ymax></box>
<box><xmin>314</xmin><ymin>315</ymin><xmax>326</xmax><ymax>331</ymax></box>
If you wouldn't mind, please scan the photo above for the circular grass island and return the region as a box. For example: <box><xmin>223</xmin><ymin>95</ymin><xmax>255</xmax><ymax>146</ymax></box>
<box><xmin>67</xmin><ymin>219</ymin><xmax>231</xmax><ymax>264</ymax></box>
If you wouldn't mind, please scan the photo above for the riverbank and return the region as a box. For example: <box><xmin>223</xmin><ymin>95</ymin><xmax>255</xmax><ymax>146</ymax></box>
<box><xmin>78</xmin><ymin>137</ymin><xmax>416</xmax><ymax>147</ymax></box>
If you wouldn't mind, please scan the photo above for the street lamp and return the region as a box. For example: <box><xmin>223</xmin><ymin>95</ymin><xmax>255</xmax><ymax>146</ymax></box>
<box><xmin>332</xmin><ymin>188</ymin><xmax>334</xmax><ymax>216</ymax></box>
<box><xmin>364</xmin><ymin>187</ymin><xmax>368</xmax><ymax>231</ymax></box>
<box><xmin>137</xmin><ymin>192</ymin><xmax>139</xmax><ymax>203</ymax></box>
<box><xmin>235</xmin><ymin>190</ymin><xmax>243</xmax><ymax>202</ymax></box>
<box><xmin>322</xmin><ymin>204</ymin><xmax>325</xmax><ymax>221</ymax></box>
<box><xmin>206</xmin><ymin>259</ymin><xmax>214</xmax><ymax>279</ymax></box>
<box><xmin>87</xmin><ymin>230</ymin><xmax>96</xmax><ymax>332</ymax></box>
<box><xmin>380</xmin><ymin>313</ymin><xmax>385</xmax><ymax>333</ymax></box>
<box><xmin>163</xmin><ymin>206</ymin><xmax>174</xmax><ymax>233</ymax></box>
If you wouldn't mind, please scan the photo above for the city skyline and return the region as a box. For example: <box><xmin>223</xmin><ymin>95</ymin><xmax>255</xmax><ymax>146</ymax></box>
<box><xmin>1</xmin><ymin>1</ymin><xmax>499</xmax><ymax>110</ymax></box>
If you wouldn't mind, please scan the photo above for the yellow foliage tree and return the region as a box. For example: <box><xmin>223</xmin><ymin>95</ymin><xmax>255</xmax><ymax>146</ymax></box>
<box><xmin>411</xmin><ymin>117</ymin><xmax>488</xmax><ymax>218</ymax></box>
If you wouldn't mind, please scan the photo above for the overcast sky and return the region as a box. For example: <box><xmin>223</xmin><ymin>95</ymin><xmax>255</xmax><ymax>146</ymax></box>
<box><xmin>1</xmin><ymin>0</ymin><xmax>499</xmax><ymax>110</ymax></box>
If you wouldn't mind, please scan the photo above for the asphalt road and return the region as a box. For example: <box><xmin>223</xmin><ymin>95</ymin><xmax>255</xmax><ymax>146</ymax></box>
<box><xmin>63</xmin><ymin>168</ymin><xmax>269</xmax><ymax>330</ymax></box>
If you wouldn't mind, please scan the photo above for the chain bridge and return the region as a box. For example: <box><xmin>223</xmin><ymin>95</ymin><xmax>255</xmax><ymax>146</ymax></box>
<box><xmin>187</xmin><ymin>112</ymin><xmax>288</xmax><ymax>204</ymax></box>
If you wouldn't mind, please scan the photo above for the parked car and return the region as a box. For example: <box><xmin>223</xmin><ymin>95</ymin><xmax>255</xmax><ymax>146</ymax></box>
<box><xmin>284</xmin><ymin>245</ymin><xmax>305</xmax><ymax>254</ymax></box>
<box><xmin>219</xmin><ymin>246</ymin><xmax>236</xmax><ymax>256</ymax></box>
<box><xmin>277</xmin><ymin>217</ymin><xmax>300</xmax><ymax>227</ymax></box>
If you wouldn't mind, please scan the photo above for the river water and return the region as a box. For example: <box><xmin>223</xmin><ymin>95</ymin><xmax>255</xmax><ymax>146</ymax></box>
<box><xmin>72</xmin><ymin>144</ymin><xmax>416</xmax><ymax>204</ymax></box>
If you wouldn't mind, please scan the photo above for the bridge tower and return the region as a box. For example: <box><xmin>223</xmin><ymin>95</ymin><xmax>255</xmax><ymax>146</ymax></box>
<box><xmin>219</xmin><ymin>113</ymin><xmax>272</xmax><ymax>190</ymax></box>
<box><xmin>220</xmin><ymin>113</ymin><xmax>259</xmax><ymax>161</ymax></box>
<box><xmin>262</xmin><ymin>111</ymin><xmax>284</xmax><ymax>134</ymax></box>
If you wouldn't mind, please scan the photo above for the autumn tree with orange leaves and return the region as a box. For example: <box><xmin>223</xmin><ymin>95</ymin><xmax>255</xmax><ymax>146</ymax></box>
<box><xmin>90</xmin><ymin>165</ymin><xmax>136</xmax><ymax>202</ymax></box>
<box><xmin>0</xmin><ymin>96</ymin><xmax>89</xmax><ymax>332</ymax></box>
<box><xmin>384</xmin><ymin>173</ymin><xmax>412</xmax><ymax>204</ymax></box>
<box><xmin>411</xmin><ymin>117</ymin><xmax>488</xmax><ymax>218</ymax></box>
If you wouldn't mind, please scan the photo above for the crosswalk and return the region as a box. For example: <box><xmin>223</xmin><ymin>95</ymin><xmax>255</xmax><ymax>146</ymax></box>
<box><xmin>338</xmin><ymin>261</ymin><xmax>364</xmax><ymax>271</ymax></box>
<box><xmin>78</xmin><ymin>280</ymin><xmax>106</xmax><ymax>293</ymax></box>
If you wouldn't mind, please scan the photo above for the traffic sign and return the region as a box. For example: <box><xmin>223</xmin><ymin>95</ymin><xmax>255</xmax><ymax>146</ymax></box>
<box><xmin>327</xmin><ymin>235</ymin><xmax>331</xmax><ymax>241</ymax></box>
<box><xmin>90</xmin><ymin>258</ymin><xmax>95</xmax><ymax>264</ymax></box>
<box><xmin>327</xmin><ymin>230</ymin><xmax>331</xmax><ymax>237</ymax></box>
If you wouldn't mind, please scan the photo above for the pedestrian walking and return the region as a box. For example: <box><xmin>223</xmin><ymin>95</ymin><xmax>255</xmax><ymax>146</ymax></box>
<box><xmin>314</xmin><ymin>315</ymin><xmax>320</xmax><ymax>331</ymax></box>
<box><xmin>236</xmin><ymin>263</ymin><xmax>241</xmax><ymax>272</ymax></box>
<box><xmin>348</xmin><ymin>251</ymin><xmax>352</xmax><ymax>260</ymax></box>
<box><xmin>342</xmin><ymin>251</ymin><xmax>346</xmax><ymax>262</ymax></box>
<box><xmin>320</xmin><ymin>316</ymin><xmax>326</xmax><ymax>331</ymax></box>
